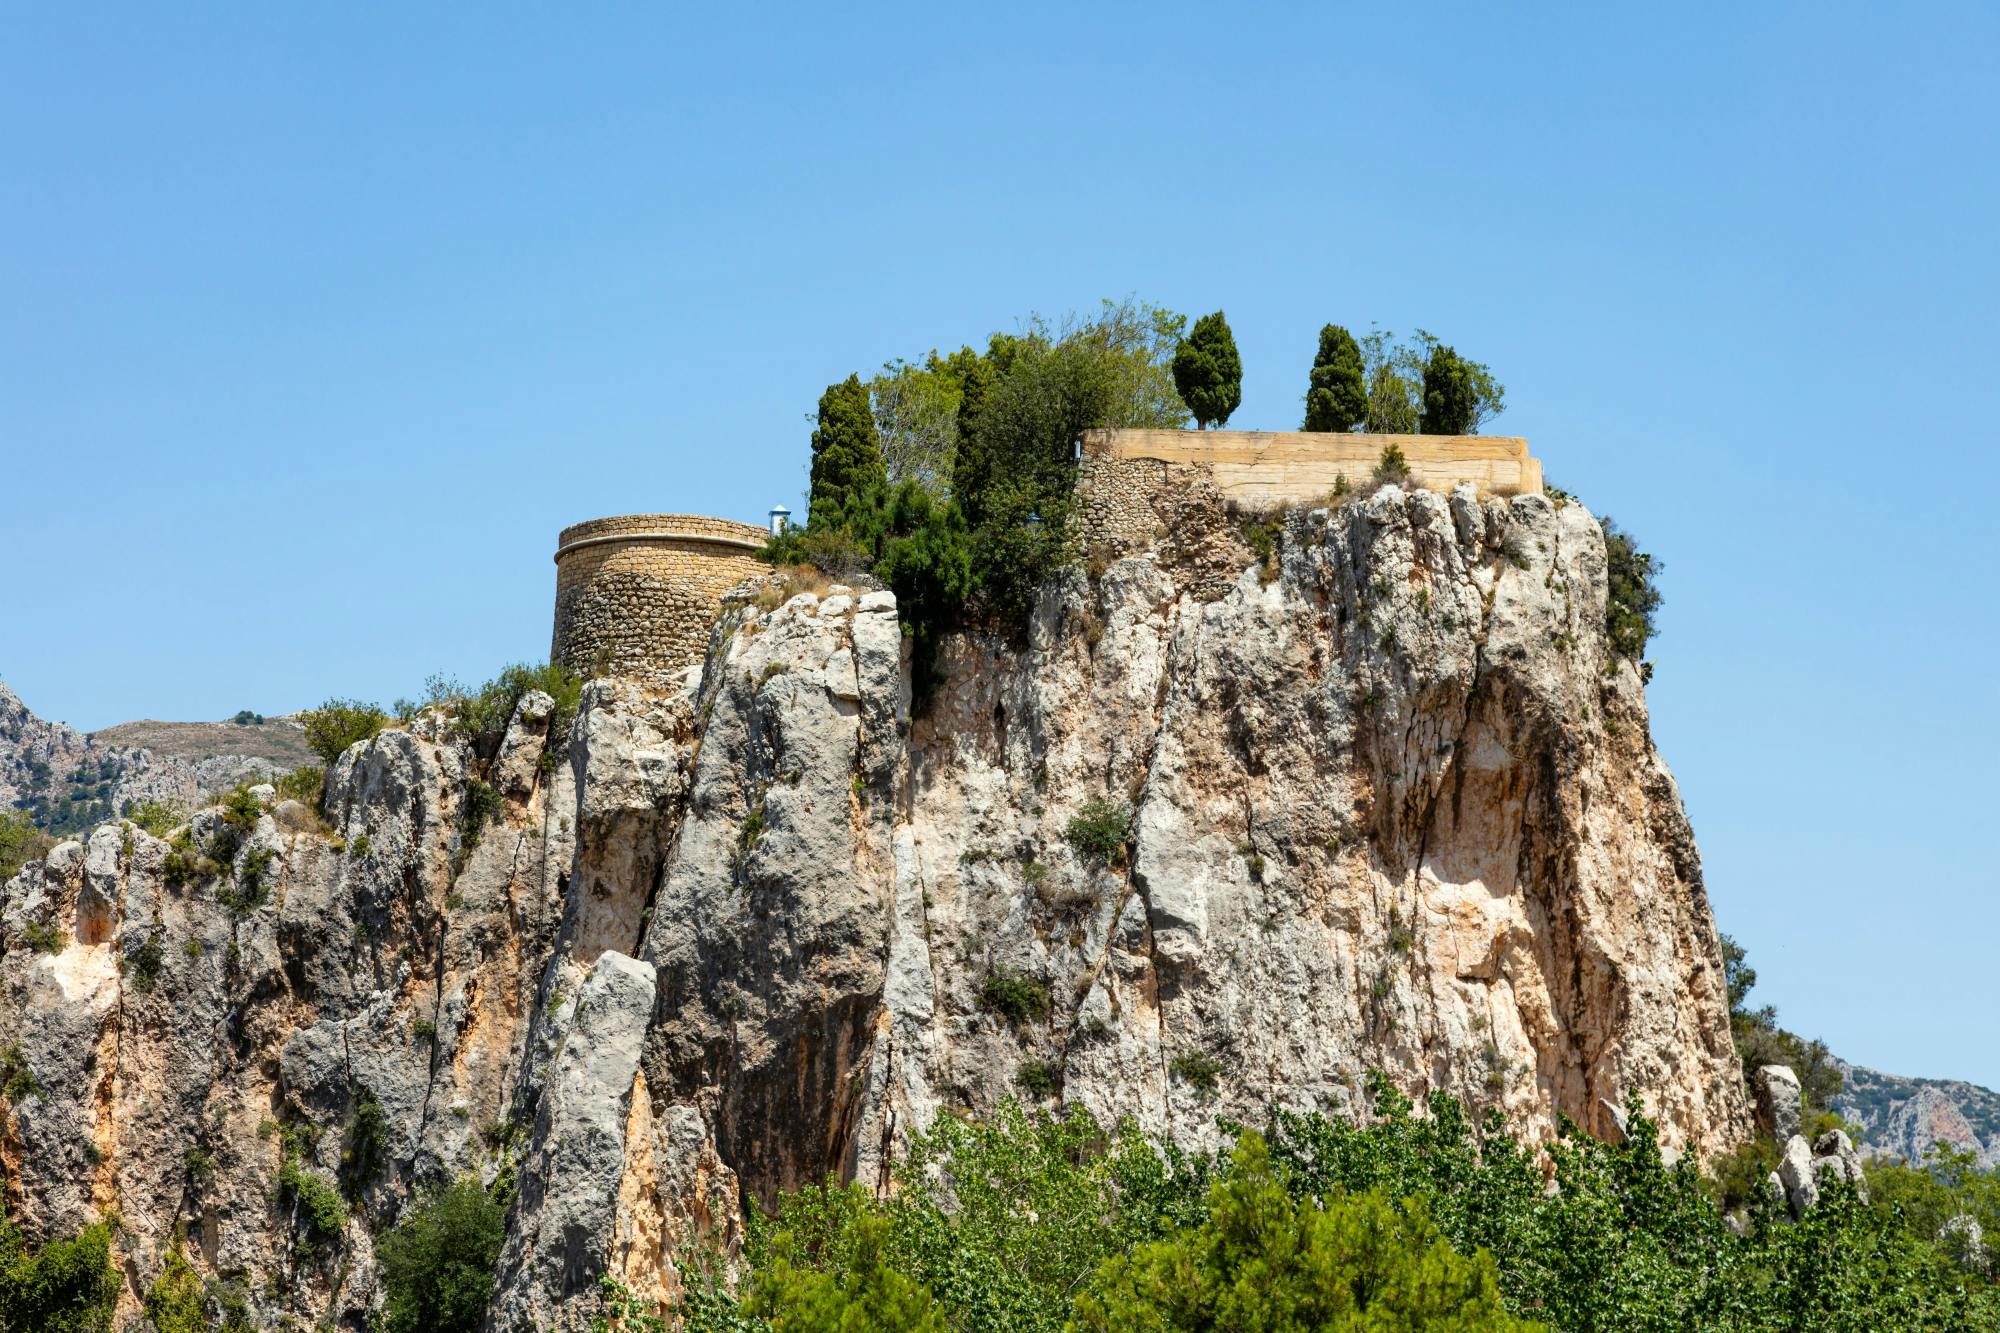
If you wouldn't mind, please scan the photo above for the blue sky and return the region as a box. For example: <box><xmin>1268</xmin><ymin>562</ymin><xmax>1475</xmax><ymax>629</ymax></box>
<box><xmin>3</xmin><ymin>3</ymin><xmax>1995</xmax><ymax>1089</ymax></box>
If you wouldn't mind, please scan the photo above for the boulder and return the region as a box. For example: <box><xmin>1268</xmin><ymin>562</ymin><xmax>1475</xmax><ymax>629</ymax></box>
<box><xmin>1753</xmin><ymin>1064</ymin><xmax>1803</xmax><ymax>1142</ymax></box>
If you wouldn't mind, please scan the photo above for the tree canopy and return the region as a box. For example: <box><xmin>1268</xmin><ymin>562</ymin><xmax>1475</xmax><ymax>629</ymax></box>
<box><xmin>808</xmin><ymin>374</ymin><xmax>887</xmax><ymax>523</ymax></box>
<box><xmin>1302</xmin><ymin>323</ymin><xmax>1367</xmax><ymax>432</ymax></box>
<box><xmin>1170</xmin><ymin>310</ymin><xmax>1242</xmax><ymax>428</ymax></box>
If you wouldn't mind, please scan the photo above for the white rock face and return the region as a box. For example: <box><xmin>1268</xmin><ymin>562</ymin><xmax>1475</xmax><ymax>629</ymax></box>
<box><xmin>0</xmin><ymin>478</ymin><xmax>1750</xmax><ymax>1325</ymax></box>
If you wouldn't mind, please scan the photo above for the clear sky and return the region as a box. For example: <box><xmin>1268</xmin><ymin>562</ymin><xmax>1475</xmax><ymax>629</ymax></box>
<box><xmin>3</xmin><ymin>3</ymin><xmax>1995</xmax><ymax>1089</ymax></box>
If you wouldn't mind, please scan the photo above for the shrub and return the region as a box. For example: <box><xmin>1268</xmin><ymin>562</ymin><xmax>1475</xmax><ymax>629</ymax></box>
<box><xmin>375</xmin><ymin>1176</ymin><xmax>507</xmax><ymax>1333</ymax></box>
<box><xmin>122</xmin><ymin>933</ymin><xmax>166</xmax><ymax>992</ymax></box>
<box><xmin>0</xmin><ymin>811</ymin><xmax>55</xmax><ymax>883</ymax></box>
<box><xmin>1</xmin><ymin>1045</ymin><xmax>39</xmax><ymax>1103</ymax></box>
<box><xmin>1303</xmin><ymin>323</ymin><xmax>1367</xmax><ymax>432</ymax></box>
<box><xmin>980</xmin><ymin>967</ymin><xmax>1050</xmax><ymax>1026</ymax></box>
<box><xmin>0</xmin><ymin>1217</ymin><xmax>120</xmax><ymax>1333</ymax></box>
<box><xmin>460</xmin><ymin>779</ymin><xmax>503</xmax><ymax>850</ymax></box>
<box><xmin>142</xmin><ymin>1239</ymin><xmax>206</xmax><ymax>1333</ymax></box>
<box><xmin>1170</xmin><ymin>310</ymin><xmax>1242</xmax><ymax>429</ymax></box>
<box><xmin>340</xmin><ymin>1089</ymin><xmax>387</xmax><ymax>1200</ymax></box>
<box><xmin>126</xmin><ymin>799</ymin><xmax>183</xmax><ymax>837</ymax></box>
<box><xmin>434</xmin><ymin>662</ymin><xmax>585</xmax><ymax>756</ymax></box>
<box><xmin>301</xmin><ymin>699</ymin><xmax>387</xmax><ymax>765</ymax></box>
<box><xmin>274</xmin><ymin>765</ymin><xmax>325</xmax><ymax>806</ymax></box>
<box><xmin>412</xmin><ymin>1017</ymin><xmax>438</xmax><ymax>1044</ymax></box>
<box><xmin>1374</xmin><ymin>441</ymin><xmax>1411</xmax><ymax>484</ymax></box>
<box><xmin>277</xmin><ymin>1157</ymin><xmax>349</xmax><ymax>1248</ymax></box>
<box><xmin>21</xmin><ymin>921</ymin><xmax>64</xmax><ymax>954</ymax></box>
<box><xmin>1602</xmin><ymin>516</ymin><xmax>1663</xmax><ymax>661</ymax></box>
<box><xmin>1170</xmin><ymin>1049</ymin><xmax>1223</xmax><ymax>1093</ymax></box>
<box><xmin>1014</xmin><ymin>1060</ymin><xmax>1059</xmax><ymax>1099</ymax></box>
<box><xmin>1064</xmin><ymin>798</ymin><xmax>1130</xmax><ymax>867</ymax></box>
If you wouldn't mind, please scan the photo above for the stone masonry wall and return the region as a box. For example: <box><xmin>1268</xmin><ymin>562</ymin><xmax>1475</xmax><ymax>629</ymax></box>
<box><xmin>552</xmin><ymin>515</ymin><xmax>768</xmax><ymax>689</ymax></box>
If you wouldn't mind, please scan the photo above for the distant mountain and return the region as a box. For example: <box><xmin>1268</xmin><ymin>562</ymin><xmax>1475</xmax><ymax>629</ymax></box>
<box><xmin>0</xmin><ymin>680</ymin><xmax>305</xmax><ymax>834</ymax></box>
<box><xmin>1833</xmin><ymin>1060</ymin><xmax>2000</xmax><ymax>1169</ymax></box>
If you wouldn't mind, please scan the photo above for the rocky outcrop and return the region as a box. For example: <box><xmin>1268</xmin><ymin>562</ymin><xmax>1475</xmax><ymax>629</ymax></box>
<box><xmin>1833</xmin><ymin>1059</ymin><xmax>2000</xmax><ymax>1169</ymax></box>
<box><xmin>0</xmin><ymin>477</ymin><xmax>1750</xmax><ymax>1327</ymax></box>
<box><xmin>1754</xmin><ymin>1064</ymin><xmax>1803</xmax><ymax>1142</ymax></box>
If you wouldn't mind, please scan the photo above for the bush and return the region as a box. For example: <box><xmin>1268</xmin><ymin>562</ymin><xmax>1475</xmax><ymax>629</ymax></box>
<box><xmin>143</xmin><ymin>1239</ymin><xmax>205</xmax><ymax>1333</ymax></box>
<box><xmin>340</xmin><ymin>1089</ymin><xmax>387</xmax><ymax>1200</ymax></box>
<box><xmin>980</xmin><ymin>968</ymin><xmax>1050</xmax><ymax>1026</ymax></box>
<box><xmin>122</xmin><ymin>933</ymin><xmax>166</xmax><ymax>992</ymax></box>
<box><xmin>278</xmin><ymin>1157</ymin><xmax>349</xmax><ymax>1248</ymax></box>
<box><xmin>375</xmin><ymin>1176</ymin><xmax>507</xmax><ymax>1333</ymax></box>
<box><xmin>125</xmin><ymin>799</ymin><xmax>183</xmax><ymax>837</ymax></box>
<box><xmin>301</xmin><ymin>699</ymin><xmax>388</xmax><ymax>765</ymax></box>
<box><xmin>1302</xmin><ymin>323</ymin><xmax>1367</xmax><ymax>432</ymax></box>
<box><xmin>0</xmin><ymin>1045</ymin><xmax>39</xmax><ymax>1103</ymax></box>
<box><xmin>1014</xmin><ymin>1060</ymin><xmax>1059</xmax><ymax>1099</ymax></box>
<box><xmin>460</xmin><ymin>779</ymin><xmax>504</xmax><ymax>850</ymax></box>
<box><xmin>433</xmin><ymin>662</ymin><xmax>585</xmax><ymax>758</ymax></box>
<box><xmin>20</xmin><ymin>921</ymin><xmax>64</xmax><ymax>954</ymax></box>
<box><xmin>1602</xmin><ymin>516</ymin><xmax>1663</xmax><ymax>661</ymax></box>
<box><xmin>1064</xmin><ymin>798</ymin><xmax>1130</xmax><ymax>867</ymax></box>
<box><xmin>274</xmin><ymin>765</ymin><xmax>325</xmax><ymax>806</ymax></box>
<box><xmin>0</xmin><ymin>1218</ymin><xmax>119</xmax><ymax>1333</ymax></box>
<box><xmin>0</xmin><ymin>810</ymin><xmax>54</xmax><ymax>883</ymax></box>
<box><xmin>1169</xmin><ymin>1049</ymin><xmax>1223</xmax><ymax>1093</ymax></box>
<box><xmin>1170</xmin><ymin>310</ymin><xmax>1243</xmax><ymax>430</ymax></box>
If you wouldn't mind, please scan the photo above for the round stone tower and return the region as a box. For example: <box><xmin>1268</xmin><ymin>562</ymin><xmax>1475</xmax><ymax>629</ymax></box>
<box><xmin>551</xmin><ymin>514</ymin><xmax>770</xmax><ymax>688</ymax></box>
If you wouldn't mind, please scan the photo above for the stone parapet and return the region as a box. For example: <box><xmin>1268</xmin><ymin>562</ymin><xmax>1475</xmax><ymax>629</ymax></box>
<box><xmin>551</xmin><ymin>514</ymin><xmax>770</xmax><ymax>688</ymax></box>
<box><xmin>1079</xmin><ymin>428</ymin><xmax>1542</xmax><ymax>509</ymax></box>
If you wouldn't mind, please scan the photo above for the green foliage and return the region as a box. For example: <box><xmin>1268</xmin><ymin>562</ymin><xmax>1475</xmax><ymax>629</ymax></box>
<box><xmin>0</xmin><ymin>811</ymin><xmax>54</xmax><ymax>883</ymax></box>
<box><xmin>277</xmin><ymin>1155</ymin><xmax>349</xmax><ymax>1248</ymax></box>
<box><xmin>375</xmin><ymin>1176</ymin><xmax>507</xmax><ymax>1333</ymax></box>
<box><xmin>425</xmin><ymin>661</ymin><xmax>585</xmax><ymax>757</ymax></box>
<box><xmin>1170</xmin><ymin>310</ymin><xmax>1243</xmax><ymax>429</ymax></box>
<box><xmin>274</xmin><ymin>765</ymin><xmax>325</xmax><ymax>806</ymax></box>
<box><xmin>767</xmin><ymin>301</ymin><xmax>1186</xmax><ymax>701</ymax></box>
<box><xmin>1601</xmin><ymin>516</ymin><xmax>1663</xmax><ymax>662</ymax></box>
<box><xmin>810</xmin><ymin>374</ymin><xmax>888</xmax><ymax>524</ymax></box>
<box><xmin>1359</xmin><ymin>328</ymin><xmax>1504</xmax><ymax>435</ymax></box>
<box><xmin>980</xmin><ymin>968</ymin><xmax>1050</xmax><ymax>1026</ymax></box>
<box><xmin>1420</xmin><ymin>342</ymin><xmax>1480</xmax><ymax>435</ymax></box>
<box><xmin>0</xmin><ymin>1218</ymin><xmax>119</xmax><ymax>1333</ymax></box>
<box><xmin>1071</xmin><ymin>1132</ymin><xmax>1535</xmax><ymax>1331</ymax></box>
<box><xmin>125</xmin><ymin>799</ymin><xmax>183</xmax><ymax>838</ymax></box>
<box><xmin>142</xmin><ymin>1239</ymin><xmax>206</xmax><ymax>1333</ymax></box>
<box><xmin>300</xmin><ymin>698</ymin><xmax>388</xmax><ymax>765</ymax></box>
<box><xmin>19</xmin><ymin>921</ymin><xmax>64</xmax><ymax>954</ymax></box>
<box><xmin>1375</xmin><ymin>442</ymin><xmax>1411</xmax><ymax>484</ymax></box>
<box><xmin>1063</xmin><ymin>798</ymin><xmax>1130</xmax><ymax>867</ymax></box>
<box><xmin>461</xmin><ymin>779</ymin><xmax>504</xmax><ymax>850</ymax></box>
<box><xmin>594</xmin><ymin>1273</ymin><xmax>673</xmax><ymax>1331</ymax></box>
<box><xmin>122</xmin><ymin>932</ymin><xmax>166</xmax><ymax>992</ymax></box>
<box><xmin>1014</xmin><ymin>1060</ymin><xmax>1058</xmax><ymax>1099</ymax></box>
<box><xmin>1303</xmin><ymin>323</ymin><xmax>1368</xmax><ymax>432</ymax></box>
<box><xmin>1169</xmin><ymin>1049</ymin><xmax>1223</xmax><ymax>1094</ymax></box>
<box><xmin>340</xmin><ymin>1089</ymin><xmax>387</xmax><ymax>1200</ymax></box>
<box><xmin>0</xmin><ymin>1044</ymin><xmax>39</xmax><ymax>1103</ymax></box>
<box><xmin>748</xmin><ymin>1212</ymin><xmax>944</xmax><ymax>1332</ymax></box>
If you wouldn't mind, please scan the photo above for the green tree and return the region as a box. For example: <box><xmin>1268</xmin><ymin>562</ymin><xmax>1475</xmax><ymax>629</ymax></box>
<box><xmin>1420</xmin><ymin>341</ymin><xmax>1480</xmax><ymax>434</ymax></box>
<box><xmin>299</xmin><ymin>698</ymin><xmax>388</xmax><ymax>765</ymax></box>
<box><xmin>1071</xmin><ymin>1133</ymin><xmax>1535</xmax><ymax>1332</ymax></box>
<box><xmin>375</xmin><ymin>1176</ymin><xmax>507</xmax><ymax>1333</ymax></box>
<box><xmin>869</xmin><ymin>347</ymin><xmax>983</xmax><ymax>495</ymax></box>
<box><xmin>0</xmin><ymin>811</ymin><xmax>54</xmax><ymax>882</ymax></box>
<box><xmin>1600</xmin><ymin>517</ymin><xmax>1663</xmax><ymax>663</ymax></box>
<box><xmin>1170</xmin><ymin>311</ymin><xmax>1242</xmax><ymax>429</ymax></box>
<box><xmin>809</xmin><ymin>375</ymin><xmax>887</xmax><ymax>524</ymax></box>
<box><xmin>1302</xmin><ymin>323</ymin><xmax>1367</xmax><ymax>432</ymax></box>
<box><xmin>749</xmin><ymin>1213</ymin><xmax>942</xmax><ymax>1332</ymax></box>
<box><xmin>142</xmin><ymin>1239</ymin><xmax>206</xmax><ymax>1333</ymax></box>
<box><xmin>0</xmin><ymin>1218</ymin><xmax>119</xmax><ymax>1333</ymax></box>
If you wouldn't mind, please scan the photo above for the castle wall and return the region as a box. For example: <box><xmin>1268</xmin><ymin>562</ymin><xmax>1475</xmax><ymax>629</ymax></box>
<box><xmin>1080</xmin><ymin>428</ymin><xmax>1542</xmax><ymax>513</ymax></box>
<box><xmin>551</xmin><ymin>515</ymin><xmax>768</xmax><ymax>688</ymax></box>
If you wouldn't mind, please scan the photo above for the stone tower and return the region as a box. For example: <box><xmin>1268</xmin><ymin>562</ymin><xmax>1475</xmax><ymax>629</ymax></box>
<box><xmin>550</xmin><ymin>514</ymin><xmax>769</xmax><ymax>688</ymax></box>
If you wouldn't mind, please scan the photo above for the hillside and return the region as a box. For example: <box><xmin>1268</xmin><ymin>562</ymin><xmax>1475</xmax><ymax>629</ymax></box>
<box><xmin>0</xmin><ymin>477</ymin><xmax>1755</xmax><ymax>1325</ymax></box>
<box><xmin>0</xmin><ymin>682</ymin><xmax>304</xmax><ymax>835</ymax></box>
<box><xmin>92</xmin><ymin>714</ymin><xmax>315</xmax><ymax>771</ymax></box>
<box><xmin>1835</xmin><ymin>1059</ymin><xmax>2000</xmax><ymax>1169</ymax></box>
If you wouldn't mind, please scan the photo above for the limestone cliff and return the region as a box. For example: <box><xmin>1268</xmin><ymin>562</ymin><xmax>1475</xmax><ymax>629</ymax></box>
<box><xmin>0</xmin><ymin>479</ymin><xmax>1748</xmax><ymax>1327</ymax></box>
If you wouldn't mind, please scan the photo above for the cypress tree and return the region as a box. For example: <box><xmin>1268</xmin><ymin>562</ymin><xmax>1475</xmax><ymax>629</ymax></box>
<box><xmin>1302</xmin><ymin>323</ymin><xmax>1367</xmax><ymax>432</ymax></box>
<box><xmin>1170</xmin><ymin>311</ymin><xmax>1242</xmax><ymax>429</ymax></box>
<box><xmin>1419</xmin><ymin>343</ymin><xmax>1478</xmax><ymax>435</ymax></box>
<box><xmin>808</xmin><ymin>374</ymin><xmax>886</xmax><ymax>522</ymax></box>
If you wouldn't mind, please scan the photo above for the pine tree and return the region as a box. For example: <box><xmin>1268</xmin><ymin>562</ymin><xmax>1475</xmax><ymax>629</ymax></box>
<box><xmin>808</xmin><ymin>374</ymin><xmax>887</xmax><ymax>522</ymax></box>
<box><xmin>1170</xmin><ymin>310</ymin><xmax>1242</xmax><ymax>429</ymax></box>
<box><xmin>1302</xmin><ymin>323</ymin><xmax>1366</xmax><ymax>431</ymax></box>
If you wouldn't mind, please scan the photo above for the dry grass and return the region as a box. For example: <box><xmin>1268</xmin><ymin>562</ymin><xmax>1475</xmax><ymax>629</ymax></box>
<box><xmin>92</xmin><ymin>716</ymin><xmax>317</xmax><ymax>769</ymax></box>
<box><xmin>751</xmin><ymin>564</ymin><xmax>837</xmax><ymax>612</ymax></box>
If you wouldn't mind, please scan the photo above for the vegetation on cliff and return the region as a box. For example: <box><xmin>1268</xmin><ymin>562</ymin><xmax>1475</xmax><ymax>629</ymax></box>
<box><xmin>1170</xmin><ymin>310</ymin><xmax>1243</xmax><ymax>429</ymax></box>
<box><xmin>662</xmin><ymin>1082</ymin><xmax>1997</xmax><ymax>1332</ymax></box>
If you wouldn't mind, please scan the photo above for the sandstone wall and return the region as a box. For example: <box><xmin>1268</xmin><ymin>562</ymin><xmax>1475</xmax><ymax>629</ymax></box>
<box><xmin>1081</xmin><ymin>428</ymin><xmax>1543</xmax><ymax>511</ymax></box>
<box><xmin>551</xmin><ymin>515</ymin><xmax>768</xmax><ymax>688</ymax></box>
